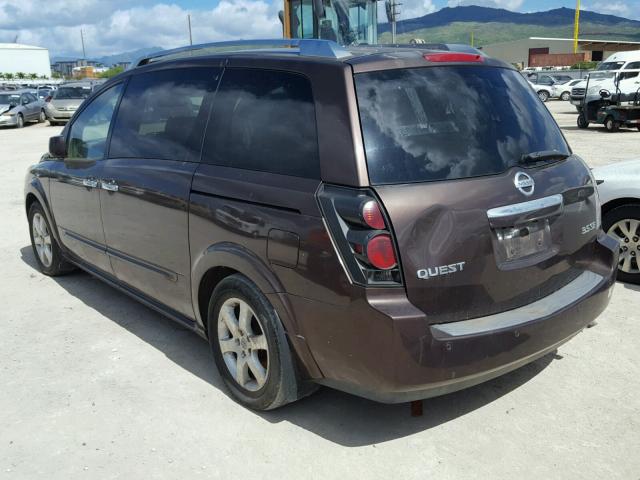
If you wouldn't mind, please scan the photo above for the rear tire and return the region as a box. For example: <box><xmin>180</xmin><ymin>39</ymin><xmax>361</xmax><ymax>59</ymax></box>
<box><xmin>207</xmin><ymin>274</ymin><xmax>311</xmax><ymax>410</ymax></box>
<box><xmin>605</xmin><ymin>116</ymin><xmax>619</xmax><ymax>132</ymax></box>
<box><xmin>560</xmin><ymin>91</ymin><xmax>571</xmax><ymax>101</ymax></box>
<box><xmin>538</xmin><ymin>90</ymin><xmax>549</xmax><ymax>102</ymax></box>
<box><xmin>604</xmin><ymin>205</ymin><xmax>640</xmax><ymax>285</ymax></box>
<box><xmin>15</xmin><ymin>113</ymin><xmax>24</xmax><ymax>129</ymax></box>
<box><xmin>38</xmin><ymin>109</ymin><xmax>46</xmax><ymax>123</ymax></box>
<box><xmin>577</xmin><ymin>114</ymin><xmax>589</xmax><ymax>129</ymax></box>
<box><xmin>28</xmin><ymin>202</ymin><xmax>75</xmax><ymax>276</ymax></box>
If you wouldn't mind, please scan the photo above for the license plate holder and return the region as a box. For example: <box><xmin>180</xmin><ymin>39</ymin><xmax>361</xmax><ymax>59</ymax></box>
<box><xmin>493</xmin><ymin>219</ymin><xmax>553</xmax><ymax>267</ymax></box>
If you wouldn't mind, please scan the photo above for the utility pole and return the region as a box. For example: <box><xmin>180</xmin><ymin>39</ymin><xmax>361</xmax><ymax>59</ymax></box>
<box><xmin>470</xmin><ymin>30</ymin><xmax>474</xmax><ymax>48</ymax></box>
<box><xmin>391</xmin><ymin>1</ymin><xmax>401</xmax><ymax>44</ymax></box>
<box><xmin>573</xmin><ymin>0</ymin><xmax>580</xmax><ymax>54</ymax></box>
<box><xmin>188</xmin><ymin>14</ymin><xmax>193</xmax><ymax>46</ymax></box>
<box><xmin>80</xmin><ymin>28</ymin><xmax>86</xmax><ymax>60</ymax></box>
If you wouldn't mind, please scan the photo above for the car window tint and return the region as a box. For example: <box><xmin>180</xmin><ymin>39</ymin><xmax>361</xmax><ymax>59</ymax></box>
<box><xmin>28</xmin><ymin>93</ymin><xmax>38</xmax><ymax>102</ymax></box>
<box><xmin>625</xmin><ymin>62</ymin><xmax>640</xmax><ymax>70</ymax></box>
<box><xmin>202</xmin><ymin>68</ymin><xmax>319</xmax><ymax>179</ymax></box>
<box><xmin>67</xmin><ymin>83</ymin><xmax>123</xmax><ymax>161</ymax></box>
<box><xmin>109</xmin><ymin>68</ymin><xmax>220</xmax><ymax>161</ymax></box>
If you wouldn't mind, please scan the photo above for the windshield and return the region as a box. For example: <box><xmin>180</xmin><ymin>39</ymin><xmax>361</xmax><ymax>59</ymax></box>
<box><xmin>54</xmin><ymin>87</ymin><xmax>91</xmax><ymax>100</ymax></box>
<box><xmin>0</xmin><ymin>93</ymin><xmax>20</xmax><ymax>105</ymax></box>
<box><xmin>355</xmin><ymin>66</ymin><xmax>570</xmax><ymax>185</ymax></box>
<box><xmin>289</xmin><ymin>0</ymin><xmax>377</xmax><ymax>45</ymax></box>
<box><xmin>598</xmin><ymin>61</ymin><xmax>625</xmax><ymax>71</ymax></box>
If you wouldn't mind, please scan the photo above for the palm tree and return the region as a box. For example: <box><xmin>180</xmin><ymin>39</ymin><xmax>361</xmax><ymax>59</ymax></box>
<box><xmin>5</xmin><ymin>73</ymin><xmax>14</xmax><ymax>81</ymax></box>
<box><xmin>29</xmin><ymin>73</ymin><xmax>38</xmax><ymax>80</ymax></box>
<box><xmin>16</xmin><ymin>72</ymin><xmax>26</xmax><ymax>80</ymax></box>
<box><xmin>0</xmin><ymin>73</ymin><xmax>6</xmax><ymax>80</ymax></box>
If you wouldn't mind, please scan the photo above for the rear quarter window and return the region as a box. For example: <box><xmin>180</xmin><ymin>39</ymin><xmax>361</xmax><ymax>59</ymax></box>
<box><xmin>202</xmin><ymin>68</ymin><xmax>320</xmax><ymax>179</ymax></box>
<box><xmin>355</xmin><ymin>66</ymin><xmax>570</xmax><ymax>185</ymax></box>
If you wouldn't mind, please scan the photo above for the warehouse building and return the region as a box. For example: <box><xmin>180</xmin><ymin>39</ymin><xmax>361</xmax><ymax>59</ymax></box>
<box><xmin>0</xmin><ymin>43</ymin><xmax>52</xmax><ymax>77</ymax></box>
<box><xmin>482</xmin><ymin>37</ymin><xmax>640</xmax><ymax>68</ymax></box>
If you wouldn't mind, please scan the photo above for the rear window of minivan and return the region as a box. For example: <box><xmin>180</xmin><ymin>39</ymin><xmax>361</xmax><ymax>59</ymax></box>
<box><xmin>355</xmin><ymin>66</ymin><xmax>570</xmax><ymax>185</ymax></box>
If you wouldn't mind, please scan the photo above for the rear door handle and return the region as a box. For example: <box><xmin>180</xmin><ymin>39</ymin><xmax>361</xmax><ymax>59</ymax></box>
<box><xmin>82</xmin><ymin>178</ymin><xmax>99</xmax><ymax>189</ymax></box>
<box><xmin>101</xmin><ymin>180</ymin><xmax>119</xmax><ymax>192</ymax></box>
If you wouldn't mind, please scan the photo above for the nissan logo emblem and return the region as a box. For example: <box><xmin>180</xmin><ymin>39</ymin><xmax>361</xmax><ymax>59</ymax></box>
<box><xmin>514</xmin><ymin>172</ymin><xmax>535</xmax><ymax>196</ymax></box>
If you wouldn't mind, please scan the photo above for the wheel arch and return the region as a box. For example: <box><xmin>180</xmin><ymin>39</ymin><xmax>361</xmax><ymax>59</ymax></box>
<box><xmin>191</xmin><ymin>242</ymin><xmax>287</xmax><ymax>333</ymax></box>
<box><xmin>602</xmin><ymin>197</ymin><xmax>640</xmax><ymax>217</ymax></box>
<box><xmin>25</xmin><ymin>177</ymin><xmax>63</xmax><ymax>246</ymax></box>
<box><xmin>191</xmin><ymin>242</ymin><xmax>323</xmax><ymax>379</ymax></box>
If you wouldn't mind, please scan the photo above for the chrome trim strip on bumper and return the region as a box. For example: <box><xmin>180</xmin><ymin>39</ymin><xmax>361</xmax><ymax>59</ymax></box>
<box><xmin>487</xmin><ymin>194</ymin><xmax>563</xmax><ymax>227</ymax></box>
<box><xmin>432</xmin><ymin>270</ymin><xmax>604</xmax><ymax>338</ymax></box>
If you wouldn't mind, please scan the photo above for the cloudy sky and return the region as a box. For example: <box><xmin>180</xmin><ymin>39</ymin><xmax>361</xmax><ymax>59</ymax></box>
<box><xmin>0</xmin><ymin>0</ymin><xmax>637</xmax><ymax>57</ymax></box>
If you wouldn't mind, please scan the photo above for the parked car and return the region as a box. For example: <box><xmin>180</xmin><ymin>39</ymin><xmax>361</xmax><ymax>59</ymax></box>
<box><xmin>553</xmin><ymin>79</ymin><xmax>583</xmax><ymax>101</ymax></box>
<box><xmin>593</xmin><ymin>159</ymin><xmax>640</xmax><ymax>284</ymax></box>
<box><xmin>0</xmin><ymin>89</ymin><xmax>46</xmax><ymax>128</ymax></box>
<box><xmin>25</xmin><ymin>40</ymin><xmax>618</xmax><ymax>410</ymax></box>
<box><xmin>44</xmin><ymin>82</ymin><xmax>94</xmax><ymax>126</ymax></box>
<box><xmin>528</xmin><ymin>80</ymin><xmax>554</xmax><ymax>102</ymax></box>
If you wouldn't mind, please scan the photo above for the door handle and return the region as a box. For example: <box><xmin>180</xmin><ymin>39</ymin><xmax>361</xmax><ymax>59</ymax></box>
<box><xmin>101</xmin><ymin>180</ymin><xmax>119</xmax><ymax>192</ymax></box>
<box><xmin>82</xmin><ymin>178</ymin><xmax>99</xmax><ymax>189</ymax></box>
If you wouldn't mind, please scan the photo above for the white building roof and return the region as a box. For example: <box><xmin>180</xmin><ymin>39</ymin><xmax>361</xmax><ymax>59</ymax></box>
<box><xmin>0</xmin><ymin>43</ymin><xmax>48</xmax><ymax>51</ymax></box>
<box><xmin>528</xmin><ymin>37</ymin><xmax>640</xmax><ymax>45</ymax></box>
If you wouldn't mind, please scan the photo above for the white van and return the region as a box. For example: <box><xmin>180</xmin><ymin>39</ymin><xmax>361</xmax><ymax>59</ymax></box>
<box><xmin>570</xmin><ymin>50</ymin><xmax>640</xmax><ymax>106</ymax></box>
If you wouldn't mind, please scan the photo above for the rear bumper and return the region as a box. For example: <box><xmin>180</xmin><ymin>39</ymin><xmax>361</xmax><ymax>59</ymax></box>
<box><xmin>297</xmin><ymin>233</ymin><xmax>618</xmax><ymax>403</ymax></box>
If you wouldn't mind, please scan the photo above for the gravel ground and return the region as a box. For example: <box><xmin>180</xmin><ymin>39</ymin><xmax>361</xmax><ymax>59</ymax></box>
<box><xmin>1</xmin><ymin>105</ymin><xmax>639</xmax><ymax>480</ymax></box>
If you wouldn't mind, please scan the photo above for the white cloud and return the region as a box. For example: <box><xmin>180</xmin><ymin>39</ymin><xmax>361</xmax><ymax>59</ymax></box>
<box><xmin>0</xmin><ymin>1</ymin><xmax>281</xmax><ymax>57</ymax></box>
<box><xmin>447</xmin><ymin>0</ymin><xmax>525</xmax><ymax>10</ymax></box>
<box><xmin>583</xmin><ymin>1</ymin><xmax>637</xmax><ymax>19</ymax></box>
<box><xmin>399</xmin><ymin>0</ymin><xmax>437</xmax><ymax>20</ymax></box>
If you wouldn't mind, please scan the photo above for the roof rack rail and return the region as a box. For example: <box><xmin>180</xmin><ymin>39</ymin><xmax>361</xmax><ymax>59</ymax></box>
<box><xmin>132</xmin><ymin>39</ymin><xmax>351</xmax><ymax>68</ymax></box>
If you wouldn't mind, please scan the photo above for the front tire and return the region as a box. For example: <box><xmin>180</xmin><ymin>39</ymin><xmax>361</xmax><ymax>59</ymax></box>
<box><xmin>38</xmin><ymin>109</ymin><xmax>46</xmax><ymax>123</ymax></box>
<box><xmin>560</xmin><ymin>91</ymin><xmax>571</xmax><ymax>101</ymax></box>
<box><xmin>15</xmin><ymin>113</ymin><xmax>24</xmax><ymax>129</ymax></box>
<box><xmin>28</xmin><ymin>202</ymin><xmax>75</xmax><ymax>276</ymax></box>
<box><xmin>207</xmin><ymin>274</ymin><xmax>308</xmax><ymax>410</ymax></box>
<box><xmin>604</xmin><ymin>205</ymin><xmax>640</xmax><ymax>285</ymax></box>
<box><xmin>577</xmin><ymin>113</ymin><xmax>589</xmax><ymax>129</ymax></box>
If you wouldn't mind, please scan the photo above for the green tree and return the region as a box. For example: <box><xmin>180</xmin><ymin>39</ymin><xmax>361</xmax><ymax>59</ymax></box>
<box><xmin>0</xmin><ymin>73</ymin><xmax>5</xmax><ymax>80</ymax></box>
<box><xmin>571</xmin><ymin>61</ymin><xmax>598</xmax><ymax>70</ymax></box>
<box><xmin>98</xmin><ymin>66</ymin><xmax>125</xmax><ymax>79</ymax></box>
<box><xmin>5</xmin><ymin>73</ymin><xmax>14</xmax><ymax>81</ymax></box>
<box><xmin>15</xmin><ymin>72</ymin><xmax>26</xmax><ymax>80</ymax></box>
<box><xmin>29</xmin><ymin>73</ymin><xmax>38</xmax><ymax>80</ymax></box>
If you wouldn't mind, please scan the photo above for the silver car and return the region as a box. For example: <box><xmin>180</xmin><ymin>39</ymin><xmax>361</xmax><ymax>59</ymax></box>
<box><xmin>0</xmin><ymin>90</ymin><xmax>46</xmax><ymax>128</ymax></box>
<box><xmin>45</xmin><ymin>83</ymin><xmax>94</xmax><ymax>126</ymax></box>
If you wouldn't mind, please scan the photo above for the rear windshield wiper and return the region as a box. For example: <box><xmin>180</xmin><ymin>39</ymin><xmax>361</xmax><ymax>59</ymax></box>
<box><xmin>521</xmin><ymin>150</ymin><xmax>570</xmax><ymax>164</ymax></box>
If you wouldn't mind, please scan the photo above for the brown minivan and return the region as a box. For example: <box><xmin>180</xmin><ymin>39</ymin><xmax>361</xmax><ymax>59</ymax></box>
<box><xmin>24</xmin><ymin>40</ymin><xmax>618</xmax><ymax>410</ymax></box>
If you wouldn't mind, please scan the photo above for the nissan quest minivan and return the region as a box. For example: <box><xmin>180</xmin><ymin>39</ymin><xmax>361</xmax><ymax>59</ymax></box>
<box><xmin>24</xmin><ymin>40</ymin><xmax>618</xmax><ymax>410</ymax></box>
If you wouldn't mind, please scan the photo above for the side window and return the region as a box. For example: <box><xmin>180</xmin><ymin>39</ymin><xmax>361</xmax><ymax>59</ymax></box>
<box><xmin>67</xmin><ymin>83</ymin><xmax>123</xmax><ymax>161</ymax></box>
<box><xmin>109</xmin><ymin>68</ymin><xmax>220</xmax><ymax>161</ymax></box>
<box><xmin>202</xmin><ymin>68</ymin><xmax>320</xmax><ymax>179</ymax></box>
<box><xmin>26</xmin><ymin>93</ymin><xmax>37</xmax><ymax>103</ymax></box>
<box><xmin>625</xmin><ymin>62</ymin><xmax>640</xmax><ymax>70</ymax></box>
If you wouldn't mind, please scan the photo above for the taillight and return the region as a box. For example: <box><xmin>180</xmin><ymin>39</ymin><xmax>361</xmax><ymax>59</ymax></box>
<box><xmin>45</xmin><ymin>96</ymin><xmax>52</xmax><ymax>102</ymax></box>
<box><xmin>317</xmin><ymin>185</ymin><xmax>402</xmax><ymax>286</ymax></box>
<box><xmin>366</xmin><ymin>234</ymin><xmax>396</xmax><ymax>270</ymax></box>
<box><xmin>362</xmin><ymin>200</ymin><xmax>385</xmax><ymax>229</ymax></box>
<box><xmin>424</xmin><ymin>52</ymin><xmax>484</xmax><ymax>63</ymax></box>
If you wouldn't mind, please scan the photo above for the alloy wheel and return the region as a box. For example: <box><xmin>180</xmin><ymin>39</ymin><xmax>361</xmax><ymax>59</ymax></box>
<box><xmin>32</xmin><ymin>212</ymin><xmax>53</xmax><ymax>267</ymax></box>
<box><xmin>607</xmin><ymin>219</ymin><xmax>640</xmax><ymax>275</ymax></box>
<box><xmin>217</xmin><ymin>297</ymin><xmax>269</xmax><ymax>392</ymax></box>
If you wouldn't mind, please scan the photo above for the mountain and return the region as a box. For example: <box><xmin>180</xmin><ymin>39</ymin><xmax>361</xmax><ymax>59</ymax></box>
<box><xmin>379</xmin><ymin>6</ymin><xmax>640</xmax><ymax>44</ymax></box>
<box><xmin>52</xmin><ymin>46</ymin><xmax>164</xmax><ymax>66</ymax></box>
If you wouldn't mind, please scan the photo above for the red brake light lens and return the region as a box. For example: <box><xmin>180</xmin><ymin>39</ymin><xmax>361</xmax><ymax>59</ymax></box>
<box><xmin>362</xmin><ymin>200</ymin><xmax>385</xmax><ymax>230</ymax></box>
<box><xmin>423</xmin><ymin>52</ymin><xmax>484</xmax><ymax>63</ymax></box>
<box><xmin>366</xmin><ymin>234</ymin><xmax>397</xmax><ymax>270</ymax></box>
<box><xmin>45</xmin><ymin>96</ymin><xmax>52</xmax><ymax>102</ymax></box>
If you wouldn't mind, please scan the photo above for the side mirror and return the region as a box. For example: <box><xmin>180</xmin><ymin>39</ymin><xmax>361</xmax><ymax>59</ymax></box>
<box><xmin>599</xmin><ymin>89</ymin><xmax>611</xmax><ymax>99</ymax></box>
<box><xmin>49</xmin><ymin>135</ymin><xmax>66</xmax><ymax>158</ymax></box>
